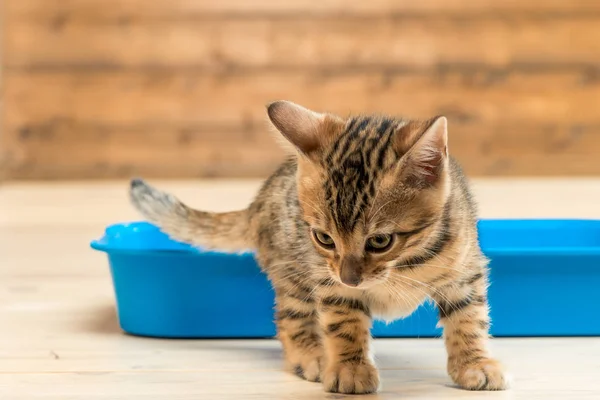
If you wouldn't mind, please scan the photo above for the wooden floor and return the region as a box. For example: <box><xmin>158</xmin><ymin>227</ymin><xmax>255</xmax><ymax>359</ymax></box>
<box><xmin>1</xmin><ymin>179</ymin><xmax>600</xmax><ymax>399</ymax></box>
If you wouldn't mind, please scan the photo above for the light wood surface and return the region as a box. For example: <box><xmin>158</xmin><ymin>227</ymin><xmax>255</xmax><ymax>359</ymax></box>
<box><xmin>1</xmin><ymin>179</ymin><xmax>600</xmax><ymax>399</ymax></box>
<box><xmin>7</xmin><ymin>0</ymin><xmax>600</xmax><ymax>17</ymax></box>
<box><xmin>4</xmin><ymin>71</ymin><xmax>600</xmax><ymax>179</ymax></box>
<box><xmin>3</xmin><ymin>1</ymin><xmax>600</xmax><ymax>179</ymax></box>
<box><xmin>7</xmin><ymin>16</ymin><xmax>600</xmax><ymax>68</ymax></box>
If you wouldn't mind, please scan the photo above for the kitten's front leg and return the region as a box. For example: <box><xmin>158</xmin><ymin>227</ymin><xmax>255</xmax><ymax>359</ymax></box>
<box><xmin>434</xmin><ymin>269</ymin><xmax>510</xmax><ymax>391</ymax></box>
<box><xmin>276</xmin><ymin>292</ymin><xmax>323</xmax><ymax>382</ymax></box>
<box><xmin>318</xmin><ymin>295</ymin><xmax>379</xmax><ymax>394</ymax></box>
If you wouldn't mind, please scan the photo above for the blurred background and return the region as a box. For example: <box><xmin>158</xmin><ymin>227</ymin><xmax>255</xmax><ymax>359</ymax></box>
<box><xmin>3</xmin><ymin>3</ymin><xmax>600</xmax><ymax>398</ymax></box>
<box><xmin>1</xmin><ymin>0</ymin><xmax>599</xmax><ymax>181</ymax></box>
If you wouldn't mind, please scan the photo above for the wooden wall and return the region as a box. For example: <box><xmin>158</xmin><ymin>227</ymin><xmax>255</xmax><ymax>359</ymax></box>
<box><xmin>2</xmin><ymin>0</ymin><xmax>600</xmax><ymax>179</ymax></box>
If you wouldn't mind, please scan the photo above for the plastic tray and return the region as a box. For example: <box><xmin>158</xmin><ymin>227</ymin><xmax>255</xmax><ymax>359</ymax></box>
<box><xmin>91</xmin><ymin>219</ymin><xmax>600</xmax><ymax>338</ymax></box>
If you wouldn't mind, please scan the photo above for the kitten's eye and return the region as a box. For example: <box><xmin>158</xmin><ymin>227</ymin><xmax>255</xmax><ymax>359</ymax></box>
<box><xmin>366</xmin><ymin>234</ymin><xmax>393</xmax><ymax>252</ymax></box>
<box><xmin>313</xmin><ymin>230</ymin><xmax>335</xmax><ymax>249</ymax></box>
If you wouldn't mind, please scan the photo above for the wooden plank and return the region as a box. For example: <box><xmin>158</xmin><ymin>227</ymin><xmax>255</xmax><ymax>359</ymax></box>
<box><xmin>5</xmin><ymin>16</ymin><xmax>600</xmax><ymax>69</ymax></box>
<box><xmin>4</xmin><ymin>70</ymin><xmax>600</xmax><ymax>128</ymax></box>
<box><xmin>3</xmin><ymin>119</ymin><xmax>600</xmax><ymax>179</ymax></box>
<box><xmin>4</xmin><ymin>69</ymin><xmax>600</xmax><ymax>178</ymax></box>
<box><xmin>6</xmin><ymin>0</ymin><xmax>600</xmax><ymax>19</ymax></box>
<box><xmin>1</xmin><ymin>122</ymin><xmax>286</xmax><ymax>179</ymax></box>
<box><xmin>451</xmin><ymin>124</ymin><xmax>600</xmax><ymax>176</ymax></box>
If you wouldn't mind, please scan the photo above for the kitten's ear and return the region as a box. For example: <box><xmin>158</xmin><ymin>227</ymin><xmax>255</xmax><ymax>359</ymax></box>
<box><xmin>399</xmin><ymin>116</ymin><xmax>449</xmax><ymax>187</ymax></box>
<box><xmin>267</xmin><ymin>100</ymin><xmax>339</xmax><ymax>156</ymax></box>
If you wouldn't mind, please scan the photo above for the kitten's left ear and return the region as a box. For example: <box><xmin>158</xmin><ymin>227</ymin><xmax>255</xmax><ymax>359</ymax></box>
<box><xmin>267</xmin><ymin>100</ymin><xmax>341</xmax><ymax>157</ymax></box>
<box><xmin>399</xmin><ymin>116</ymin><xmax>449</xmax><ymax>187</ymax></box>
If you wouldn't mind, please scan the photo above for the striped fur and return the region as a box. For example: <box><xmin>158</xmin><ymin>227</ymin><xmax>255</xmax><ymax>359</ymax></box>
<box><xmin>130</xmin><ymin>101</ymin><xmax>509</xmax><ymax>394</ymax></box>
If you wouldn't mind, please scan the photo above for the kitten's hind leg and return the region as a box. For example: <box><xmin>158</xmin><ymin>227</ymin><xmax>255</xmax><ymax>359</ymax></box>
<box><xmin>434</xmin><ymin>265</ymin><xmax>511</xmax><ymax>391</ymax></box>
<box><xmin>275</xmin><ymin>290</ymin><xmax>323</xmax><ymax>383</ymax></box>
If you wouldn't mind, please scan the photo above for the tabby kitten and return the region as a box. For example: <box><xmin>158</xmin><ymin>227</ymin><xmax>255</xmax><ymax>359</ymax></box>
<box><xmin>130</xmin><ymin>101</ymin><xmax>509</xmax><ymax>394</ymax></box>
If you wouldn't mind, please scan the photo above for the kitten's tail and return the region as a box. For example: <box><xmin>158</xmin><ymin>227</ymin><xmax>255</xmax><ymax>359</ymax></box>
<box><xmin>129</xmin><ymin>179</ymin><xmax>252</xmax><ymax>253</ymax></box>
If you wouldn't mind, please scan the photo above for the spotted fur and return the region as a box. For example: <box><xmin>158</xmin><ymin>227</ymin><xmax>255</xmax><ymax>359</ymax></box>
<box><xmin>130</xmin><ymin>101</ymin><xmax>510</xmax><ymax>394</ymax></box>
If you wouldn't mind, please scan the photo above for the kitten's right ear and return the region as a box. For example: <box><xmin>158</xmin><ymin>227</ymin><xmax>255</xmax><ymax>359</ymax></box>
<box><xmin>267</xmin><ymin>100</ymin><xmax>339</xmax><ymax>157</ymax></box>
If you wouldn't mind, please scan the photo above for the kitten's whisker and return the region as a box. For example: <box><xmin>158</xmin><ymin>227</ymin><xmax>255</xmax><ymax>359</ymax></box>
<box><xmin>299</xmin><ymin>200</ymin><xmax>327</xmax><ymax>220</ymax></box>
<box><xmin>269</xmin><ymin>269</ymin><xmax>314</xmax><ymax>287</ymax></box>
<box><xmin>367</xmin><ymin>199</ymin><xmax>396</xmax><ymax>225</ymax></box>
<box><xmin>391</xmin><ymin>274</ymin><xmax>461</xmax><ymax>321</ymax></box>
<box><xmin>399</xmin><ymin>248</ymin><xmax>464</xmax><ymax>274</ymax></box>
<box><xmin>381</xmin><ymin>282</ymin><xmax>410</xmax><ymax>310</ymax></box>
<box><xmin>374</xmin><ymin>219</ymin><xmax>411</xmax><ymax>230</ymax></box>
<box><xmin>406</xmin><ymin>262</ymin><xmax>463</xmax><ymax>274</ymax></box>
<box><xmin>386</xmin><ymin>276</ymin><xmax>430</xmax><ymax>305</ymax></box>
<box><xmin>388</xmin><ymin>275</ymin><xmax>458</xmax><ymax>331</ymax></box>
<box><xmin>268</xmin><ymin>261</ymin><xmax>310</xmax><ymax>270</ymax></box>
<box><xmin>304</xmin><ymin>276</ymin><xmax>331</xmax><ymax>302</ymax></box>
<box><xmin>382</xmin><ymin>281</ymin><xmax>421</xmax><ymax>311</ymax></box>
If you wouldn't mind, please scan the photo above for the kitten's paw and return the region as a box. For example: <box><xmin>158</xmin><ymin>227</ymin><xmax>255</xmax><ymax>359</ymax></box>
<box><xmin>322</xmin><ymin>362</ymin><xmax>380</xmax><ymax>394</ymax></box>
<box><xmin>451</xmin><ymin>358</ymin><xmax>511</xmax><ymax>391</ymax></box>
<box><xmin>292</xmin><ymin>353</ymin><xmax>322</xmax><ymax>383</ymax></box>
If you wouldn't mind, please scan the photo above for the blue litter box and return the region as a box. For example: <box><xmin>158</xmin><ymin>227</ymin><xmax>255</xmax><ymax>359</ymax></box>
<box><xmin>91</xmin><ymin>219</ymin><xmax>600</xmax><ymax>338</ymax></box>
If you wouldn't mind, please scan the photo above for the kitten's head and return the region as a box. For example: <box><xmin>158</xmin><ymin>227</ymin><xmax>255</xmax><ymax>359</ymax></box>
<box><xmin>268</xmin><ymin>101</ymin><xmax>451</xmax><ymax>289</ymax></box>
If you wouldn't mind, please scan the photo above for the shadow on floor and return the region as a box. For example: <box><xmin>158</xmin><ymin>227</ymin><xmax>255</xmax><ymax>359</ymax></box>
<box><xmin>203</xmin><ymin>341</ymin><xmax>283</xmax><ymax>361</ymax></box>
<box><xmin>80</xmin><ymin>304</ymin><xmax>122</xmax><ymax>334</ymax></box>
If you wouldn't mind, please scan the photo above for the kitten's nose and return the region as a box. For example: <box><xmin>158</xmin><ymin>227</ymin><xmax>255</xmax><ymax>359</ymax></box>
<box><xmin>340</xmin><ymin>255</ymin><xmax>363</xmax><ymax>287</ymax></box>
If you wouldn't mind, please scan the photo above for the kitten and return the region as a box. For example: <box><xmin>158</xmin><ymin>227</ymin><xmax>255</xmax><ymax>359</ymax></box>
<box><xmin>129</xmin><ymin>101</ymin><xmax>510</xmax><ymax>394</ymax></box>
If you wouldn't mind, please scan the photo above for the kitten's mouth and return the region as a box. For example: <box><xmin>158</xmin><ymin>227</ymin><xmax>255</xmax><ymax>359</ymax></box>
<box><xmin>326</xmin><ymin>267</ymin><xmax>388</xmax><ymax>289</ymax></box>
<box><xmin>332</xmin><ymin>274</ymin><xmax>379</xmax><ymax>290</ymax></box>
<box><xmin>341</xmin><ymin>281</ymin><xmax>363</xmax><ymax>289</ymax></box>
<box><xmin>329</xmin><ymin>274</ymin><xmax>361</xmax><ymax>289</ymax></box>
<box><xmin>342</xmin><ymin>271</ymin><xmax>390</xmax><ymax>290</ymax></box>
